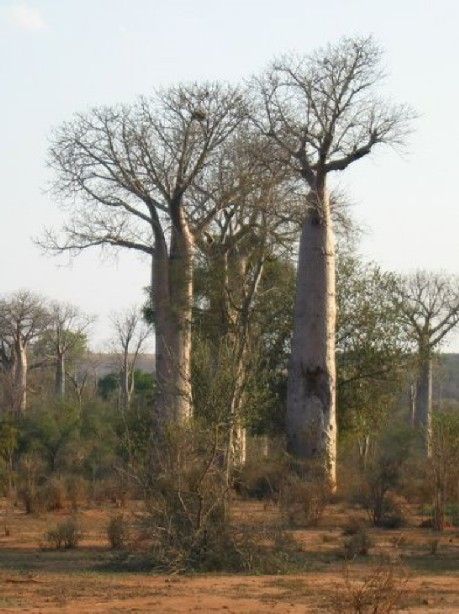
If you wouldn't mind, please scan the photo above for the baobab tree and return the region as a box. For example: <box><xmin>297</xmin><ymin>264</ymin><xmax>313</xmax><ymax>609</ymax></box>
<box><xmin>44</xmin><ymin>302</ymin><xmax>92</xmax><ymax>399</ymax></box>
<box><xmin>396</xmin><ymin>271</ymin><xmax>459</xmax><ymax>455</ymax></box>
<box><xmin>42</xmin><ymin>83</ymin><xmax>246</xmax><ymax>423</ymax></box>
<box><xmin>0</xmin><ymin>291</ymin><xmax>49</xmax><ymax>412</ymax></box>
<box><xmin>111</xmin><ymin>307</ymin><xmax>151</xmax><ymax>411</ymax></box>
<box><xmin>253</xmin><ymin>36</ymin><xmax>411</xmax><ymax>486</ymax></box>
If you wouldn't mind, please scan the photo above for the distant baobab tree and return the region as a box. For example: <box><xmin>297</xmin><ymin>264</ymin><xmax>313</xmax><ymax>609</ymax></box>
<box><xmin>0</xmin><ymin>291</ymin><xmax>49</xmax><ymax>412</ymax></box>
<box><xmin>396</xmin><ymin>271</ymin><xmax>459</xmax><ymax>455</ymax></box>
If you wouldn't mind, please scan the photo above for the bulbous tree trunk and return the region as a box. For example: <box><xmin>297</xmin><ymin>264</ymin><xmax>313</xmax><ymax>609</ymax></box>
<box><xmin>286</xmin><ymin>189</ymin><xmax>337</xmax><ymax>489</ymax></box>
<box><xmin>415</xmin><ymin>352</ymin><xmax>433</xmax><ymax>456</ymax></box>
<box><xmin>55</xmin><ymin>352</ymin><xmax>65</xmax><ymax>399</ymax></box>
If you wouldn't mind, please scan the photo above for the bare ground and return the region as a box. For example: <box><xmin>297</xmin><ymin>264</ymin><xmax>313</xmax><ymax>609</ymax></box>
<box><xmin>0</xmin><ymin>501</ymin><xmax>457</xmax><ymax>612</ymax></box>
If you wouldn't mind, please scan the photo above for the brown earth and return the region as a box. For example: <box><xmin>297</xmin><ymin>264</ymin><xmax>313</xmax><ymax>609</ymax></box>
<box><xmin>0</xmin><ymin>501</ymin><xmax>457</xmax><ymax>612</ymax></box>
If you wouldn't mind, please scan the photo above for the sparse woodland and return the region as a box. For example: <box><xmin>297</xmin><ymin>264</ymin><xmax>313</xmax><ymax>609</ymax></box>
<box><xmin>1</xmin><ymin>36</ymin><xmax>459</xmax><ymax>612</ymax></box>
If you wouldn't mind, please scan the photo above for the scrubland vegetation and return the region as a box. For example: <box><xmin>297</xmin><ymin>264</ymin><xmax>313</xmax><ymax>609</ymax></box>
<box><xmin>1</xmin><ymin>35</ymin><xmax>458</xmax><ymax>612</ymax></box>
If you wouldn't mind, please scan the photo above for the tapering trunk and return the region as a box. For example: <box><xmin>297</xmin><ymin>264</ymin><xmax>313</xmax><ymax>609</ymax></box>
<box><xmin>415</xmin><ymin>352</ymin><xmax>432</xmax><ymax>456</ymax></box>
<box><xmin>14</xmin><ymin>339</ymin><xmax>27</xmax><ymax>413</ymax></box>
<box><xmin>55</xmin><ymin>352</ymin><xmax>65</xmax><ymax>399</ymax></box>
<box><xmin>286</xmin><ymin>189</ymin><xmax>337</xmax><ymax>489</ymax></box>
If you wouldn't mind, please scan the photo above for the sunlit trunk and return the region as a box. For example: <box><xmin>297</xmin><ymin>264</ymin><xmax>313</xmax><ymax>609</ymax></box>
<box><xmin>55</xmin><ymin>352</ymin><xmax>65</xmax><ymax>399</ymax></box>
<box><xmin>286</xmin><ymin>188</ymin><xmax>337</xmax><ymax>489</ymax></box>
<box><xmin>153</xmin><ymin>210</ymin><xmax>194</xmax><ymax>425</ymax></box>
<box><xmin>415</xmin><ymin>351</ymin><xmax>432</xmax><ymax>456</ymax></box>
<box><xmin>120</xmin><ymin>353</ymin><xmax>130</xmax><ymax>412</ymax></box>
<box><xmin>14</xmin><ymin>338</ymin><xmax>27</xmax><ymax>413</ymax></box>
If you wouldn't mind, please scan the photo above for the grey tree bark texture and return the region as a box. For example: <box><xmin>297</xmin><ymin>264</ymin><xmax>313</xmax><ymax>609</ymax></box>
<box><xmin>55</xmin><ymin>352</ymin><xmax>65</xmax><ymax>399</ymax></box>
<box><xmin>415</xmin><ymin>353</ymin><xmax>432</xmax><ymax>455</ymax></box>
<box><xmin>286</xmin><ymin>189</ymin><xmax>337</xmax><ymax>486</ymax></box>
<box><xmin>253</xmin><ymin>36</ymin><xmax>412</xmax><ymax>488</ymax></box>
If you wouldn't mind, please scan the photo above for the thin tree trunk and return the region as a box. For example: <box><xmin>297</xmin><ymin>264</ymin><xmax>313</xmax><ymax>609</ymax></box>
<box><xmin>409</xmin><ymin>382</ymin><xmax>417</xmax><ymax>426</ymax></box>
<box><xmin>14</xmin><ymin>339</ymin><xmax>27</xmax><ymax>413</ymax></box>
<box><xmin>55</xmin><ymin>352</ymin><xmax>65</xmax><ymax>399</ymax></box>
<box><xmin>120</xmin><ymin>354</ymin><xmax>130</xmax><ymax>412</ymax></box>
<box><xmin>286</xmin><ymin>188</ymin><xmax>337</xmax><ymax>489</ymax></box>
<box><xmin>415</xmin><ymin>352</ymin><xmax>433</xmax><ymax>456</ymax></box>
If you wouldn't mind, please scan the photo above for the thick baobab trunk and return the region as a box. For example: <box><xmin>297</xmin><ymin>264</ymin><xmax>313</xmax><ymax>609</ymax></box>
<box><xmin>415</xmin><ymin>352</ymin><xmax>432</xmax><ymax>455</ymax></box>
<box><xmin>151</xmin><ymin>243</ymin><xmax>174</xmax><ymax>424</ymax></box>
<box><xmin>286</xmin><ymin>189</ymin><xmax>337</xmax><ymax>489</ymax></box>
<box><xmin>14</xmin><ymin>339</ymin><xmax>27</xmax><ymax>413</ymax></box>
<box><xmin>55</xmin><ymin>352</ymin><xmax>65</xmax><ymax>399</ymax></box>
<box><xmin>168</xmin><ymin>220</ymin><xmax>194</xmax><ymax>422</ymax></box>
<box><xmin>152</xmin><ymin>212</ymin><xmax>193</xmax><ymax>424</ymax></box>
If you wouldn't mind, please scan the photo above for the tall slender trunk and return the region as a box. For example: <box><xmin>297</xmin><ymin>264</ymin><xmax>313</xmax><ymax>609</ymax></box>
<box><xmin>120</xmin><ymin>352</ymin><xmax>130</xmax><ymax>412</ymax></box>
<box><xmin>55</xmin><ymin>352</ymin><xmax>65</xmax><ymax>399</ymax></box>
<box><xmin>409</xmin><ymin>382</ymin><xmax>417</xmax><ymax>426</ymax></box>
<box><xmin>415</xmin><ymin>351</ymin><xmax>432</xmax><ymax>456</ymax></box>
<box><xmin>286</xmin><ymin>188</ymin><xmax>337</xmax><ymax>489</ymax></box>
<box><xmin>14</xmin><ymin>338</ymin><xmax>27</xmax><ymax>413</ymax></box>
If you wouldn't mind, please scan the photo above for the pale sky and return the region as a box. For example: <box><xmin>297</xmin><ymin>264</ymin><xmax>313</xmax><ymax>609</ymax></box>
<box><xmin>1</xmin><ymin>0</ymin><xmax>458</xmax><ymax>351</ymax></box>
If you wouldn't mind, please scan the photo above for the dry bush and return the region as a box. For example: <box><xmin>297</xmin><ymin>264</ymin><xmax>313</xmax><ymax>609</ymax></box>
<box><xmin>235</xmin><ymin>456</ymin><xmax>288</xmax><ymax>502</ymax></box>
<box><xmin>65</xmin><ymin>475</ymin><xmax>88</xmax><ymax>510</ymax></box>
<box><xmin>343</xmin><ymin>516</ymin><xmax>367</xmax><ymax>536</ymax></box>
<box><xmin>140</xmin><ymin>423</ymin><xmax>247</xmax><ymax>572</ymax></box>
<box><xmin>42</xmin><ymin>477</ymin><xmax>66</xmax><ymax>511</ymax></box>
<box><xmin>16</xmin><ymin>453</ymin><xmax>46</xmax><ymax>514</ymax></box>
<box><xmin>343</xmin><ymin>529</ymin><xmax>373</xmax><ymax>559</ymax></box>
<box><xmin>44</xmin><ymin>518</ymin><xmax>83</xmax><ymax>550</ymax></box>
<box><xmin>279</xmin><ymin>473</ymin><xmax>329</xmax><ymax>527</ymax></box>
<box><xmin>330</xmin><ymin>561</ymin><xmax>410</xmax><ymax>613</ymax></box>
<box><xmin>107</xmin><ymin>514</ymin><xmax>130</xmax><ymax>550</ymax></box>
<box><xmin>425</xmin><ymin>413</ymin><xmax>459</xmax><ymax>531</ymax></box>
<box><xmin>427</xmin><ymin>537</ymin><xmax>440</xmax><ymax>555</ymax></box>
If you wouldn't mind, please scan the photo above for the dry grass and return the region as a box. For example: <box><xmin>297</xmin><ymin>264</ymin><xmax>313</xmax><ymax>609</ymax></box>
<box><xmin>0</xmin><ymin>498</ymin><xmax>457</xmax><ymax>612</ymax></box>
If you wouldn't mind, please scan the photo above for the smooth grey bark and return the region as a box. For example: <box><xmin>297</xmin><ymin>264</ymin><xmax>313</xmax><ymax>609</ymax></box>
<box><xmin>286</xmin><ymin>190</ymin><xmax>337</xmax><ymax>488</ymax></box>
<box><xmin>415</xmin><ymin>353</ymin><xmax>433</xmax><ymax>455</ymax></box>
<box><xmin>55</xmin><ymin>352</ymin><xmax>65</xmax><ymax>399</ymax></box>
<box><xmin>14</xmin><ymin>338</ymin><xmax>27</xmax><ymax>413</ymax></box>
<box><xmin>152</xmin><ymin>214</ymin><xmax>194</xmax><ymax>424</ymax></box>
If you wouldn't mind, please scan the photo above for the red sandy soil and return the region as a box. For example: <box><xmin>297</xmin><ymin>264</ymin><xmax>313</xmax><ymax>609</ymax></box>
<box><xmin>0</xmin><ymin>502</ymin><xmax>457</xmax><ymax>612</ymax></box>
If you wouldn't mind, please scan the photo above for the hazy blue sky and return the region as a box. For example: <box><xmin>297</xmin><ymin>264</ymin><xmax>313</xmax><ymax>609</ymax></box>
<box><xmin>1</xmin><ymin>0</ymin><xmax>458</xmax><ymax>351</ymax></box>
